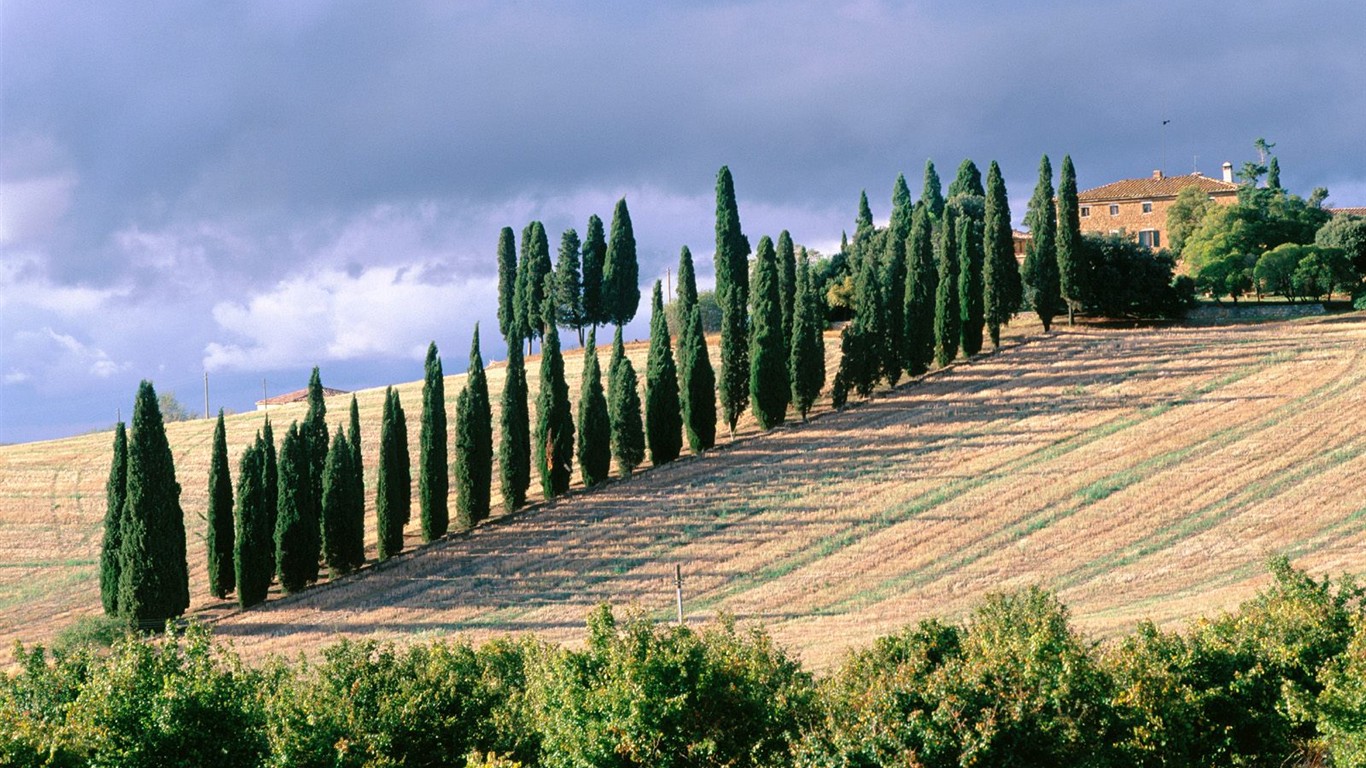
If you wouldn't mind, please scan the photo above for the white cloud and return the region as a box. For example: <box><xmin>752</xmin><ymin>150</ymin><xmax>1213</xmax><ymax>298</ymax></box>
<box><xmin>5</xmin><ymin>327</ymin><xmax>126</xmax><ymax>386</ymax></box>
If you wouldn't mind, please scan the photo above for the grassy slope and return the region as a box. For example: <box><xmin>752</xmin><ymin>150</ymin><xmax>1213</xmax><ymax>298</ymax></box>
<box><xmin>3</xmin><ymin>316</ymin><xmax>1364</xmax><ymax>669</ymax></box>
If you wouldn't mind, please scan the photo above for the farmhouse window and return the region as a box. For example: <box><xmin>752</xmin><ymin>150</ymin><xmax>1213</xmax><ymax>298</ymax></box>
<box><xmin>1142</xmin><ymin>201</ymin><xmax>1153</xmax><ymax>214</ymax></box>
<box><xmin>1109</xmin><ymin>204</ymin><xmax>1120</xmax><ymax>216</ymax></box>
<box><xmin>1080</xmin><ymin>206</ymin><xmax>1090</xmax><ymax>217</ymax></box>
<box><xmin>1137</xmin><ymin>229</ymin><xmax>1160</xmax><ymax>248</ymax></box>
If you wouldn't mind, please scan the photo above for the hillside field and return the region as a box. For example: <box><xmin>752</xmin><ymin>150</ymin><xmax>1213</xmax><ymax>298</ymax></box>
<box><xmin>3</xmin><ymin>316</ymin><xmax>1365</xmax><ymax>668</ymax></box>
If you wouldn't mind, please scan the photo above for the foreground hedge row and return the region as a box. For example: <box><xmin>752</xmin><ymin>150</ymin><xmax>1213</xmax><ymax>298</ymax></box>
<box><xmin>4</xmin><ymin>558</ymin><xmax>1365</xmax><ymax>768</ymax></box>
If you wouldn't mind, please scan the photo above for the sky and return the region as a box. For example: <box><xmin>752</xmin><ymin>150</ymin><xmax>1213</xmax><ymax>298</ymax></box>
<box><xmin>3</xmin><ymin>0</ymin><xmax>1365</xmax><ymax>444</ymax></box>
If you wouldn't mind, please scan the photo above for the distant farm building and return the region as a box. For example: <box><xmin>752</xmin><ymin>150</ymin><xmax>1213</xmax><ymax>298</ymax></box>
<box><xmin>256</xmin><ymin>386</ymin><xmax>350</xmax><ymax>411</ymax></box>
<box><xmin>1077</xmin><ymin>165</ymin><xmax>1240</xmax><ymax>249</ymax></box>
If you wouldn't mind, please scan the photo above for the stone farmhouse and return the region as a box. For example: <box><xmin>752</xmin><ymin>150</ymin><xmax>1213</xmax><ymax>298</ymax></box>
<box><xmin>1077</xmin><ymin>163</ymin><xmax>1240</xmax><ymax>249</ymax></box>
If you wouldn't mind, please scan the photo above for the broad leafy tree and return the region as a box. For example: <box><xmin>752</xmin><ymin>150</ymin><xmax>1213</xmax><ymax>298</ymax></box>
<box><xmin>206</xmin><ymin>409</ymin><xmax>234</xmax><ymax>599</ymax></box>
<box><xmin>645</xmin><ymin>281</ymin><xmax>684</xmax><ymax>464</ymax></box>
<box><xmin>749</xmin><ymin>236</ymin><xmax>789</xmax><ymax>429</ymax></box>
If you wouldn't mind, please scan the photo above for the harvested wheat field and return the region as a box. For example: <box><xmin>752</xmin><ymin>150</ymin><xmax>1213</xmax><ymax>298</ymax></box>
<box><xmin>5</xmin><ymin>316</ymin><xmax>1366</xmax><ymax>669</ymax></box>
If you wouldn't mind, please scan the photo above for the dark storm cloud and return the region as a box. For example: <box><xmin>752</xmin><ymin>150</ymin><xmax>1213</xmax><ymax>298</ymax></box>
<box><xmin>3</xmin><ymin>0</ymin><xmax>1365</xmax><ymax>442</ymax></box>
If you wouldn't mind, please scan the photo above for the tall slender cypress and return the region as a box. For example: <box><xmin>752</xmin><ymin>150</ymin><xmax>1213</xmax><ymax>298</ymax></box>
<box><xmin>882</xmin><ymin>175</ymin><xmax>913</xmax><ymax>385</ymax></box>
<box><xmin>645</xmin><ymin>281</ymin><xmax>684</xmax><ymax>464</ymax></box>
<box><xmin>101</xmin><ymin>420</ymin><xmax>129</xmax><ymax>616</ymax></box>
<box><xmin>456</xmin><ymin>325</ymin><xmax>493</xmax><ymax>528</ymax></box>
<box><xmin>602</xmin><ymin>198</ymin><xmax>640</xmax><ymax>327</ymax></box>
<box><xmin>322</xmin><ymin>426</ymin><xmax>361</xmax><ymax>576</ymax></box>
<box><xmin>304</xmin><ymin>367</ymin><xmax>327</xmax><ymax>537</ymax></box>
<box><xmin>714</xmin><ymin>165</ymin><xmax>751</xmax><ymax>436</ymax></box>
<box><xmin>499</xmin><ymin>341</ymin><xmax>531</xmax><ymax>512</ymax></box>
<box><xmin>677</xmin><ymin>246</ymin><xmax>716</xmax><ymax>453</ymax></box>
<box><xmin>581</xmin><ymin>214</ymin><xmax>607</xmax><ymax>330</ymax></box>
<box><xmin>207</xmin><ymin>409</ymin><xmax>235</xmax><ymax>599</ymax></box>
<box><xmin>1023</xmin><ymin>155</ymin><xmax>1060</xmax><ymax>332</ymax></box>
<box><xmin>790</xmin><ymin>251</ymin><xmax>826</xmax><ymax>420</ymax></box>
<box><xmin>953</xmin><ymin>193</ymin><xmax>987</xmax><ymax>357</ymax></box>
<box><xmin>535</xmin><ymin>276</ymin><xmax>574</xmax><ymax>499</ymax></box>
<box><xmin>577</xmin><ymin>329</ymin><xmax>612</xmax><ymax>487</ymax></box>
<box><xmin>377</xmin><ymin>388</ymin><xmax>406</xmax><ymax>559</ymax></box>
<box><xmin>554</xmin><ymin>228</ymin><xmax>586</xmax><ymax>344</ymax></box>
<box><xmin>117</xmin><ymin>380</ymin><xmax>189</xmax><ymax>627</ymax></box>
<box><xmin>852</xmin><ymin>190</ymin><xmax>875</xmax><ymax>268</ymax></box>
<box><xmin>833</xmin><ymin>253</ymin><xmax>881</xmax><ymax>405</ymax></box>
<box><xmin>260</xmin><ymin>417</ymin><xmax>278</xmax><ymax>576</ymax></box>
<box><xmin>934</xmin><ymin>206</ymin><xmax>962</xmax><ymax>368</ymax></box>
<box><xmin>904</xmin><ymin>204</ymin><xmax>938</xmax><ymax>375</ymax></box>
<box><xmin>749</xmin><ymin>236</ymin><xmax>788</xmax><ymax>429</ymax></box>
<box><xmin>419</xmin><ymin>342</ymin><xmax>449</xmax><ymax>542</ymax></box>
<box><xmin>516</xmin><ymin>221</ymin><xmax>552</xmax><ymax>348</ymax></box>
<box><xmin>233</xmin><ymin>439</ymin><xmax>271</xmax><ymax>608</ymax></box>
<box><xmin>275</xmin><ymin>422</ymin><xmax>318</xmax><ymax>593</ymax></box>
<box><xmin>948</xmin><ymin>158</ymin><xmax>985</xmax><ymax>198</ymax></box>
<box><xmin>1056</xmin><ymin>155</ymin><xmax>1086</xmax><ymax>325</ymax></box>
<box><xmin>776</xmin><ymin>230</ymin><xmax>797</xmax><ymax>363</ymax></box>
<box><xmin>983</xmin><ymin>161</ymin><xmax>1020</xmax><ymax>349</ymax></box>
<box><xmin>347</xmin><ymin>395</ymin><xmax>363</xmax><ymax>533</ymax></box>
<box><xmin>922</xmin><ymin>160</ymin><xmax>945</xmax><ymax>220</ymax></box>
<box><xmin>392</xmin><ymin>389</ymin><xmax>411</xmax><ymax>525</ymax></box>
<box><xmin>607</xmin><ymin>327</ymin><xmax>646</xmax><ymax>476</ymax></box>
<box><xmin>496</xmin><ymin>226</ymin><xmax>518</xmax><ymax>341</ymax></box>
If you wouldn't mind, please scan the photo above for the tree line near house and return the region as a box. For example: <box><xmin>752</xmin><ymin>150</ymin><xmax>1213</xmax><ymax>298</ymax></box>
<box><xmin>6</xmin><ymin>558</ymin><xmax>1366</xmax><ymax>767</ymax></box>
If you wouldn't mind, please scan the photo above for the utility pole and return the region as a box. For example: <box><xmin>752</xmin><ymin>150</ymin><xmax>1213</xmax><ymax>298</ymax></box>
<box><xmin>666</xmin><ymin>267</ymin><xmax>672</xmax><ymax>301</ymax></box>
<box><xmin>203</xmin><ymin>371</ymin><xmax>209</xmax><ymax>419</ymax></box>
<box><xmin>262</xmin><ymin>378</ymin><xmax>268</xmax><ymax>412</ymax></box>
<box><xmin>674</xmin><ymin>563</ymin><xmax>684</xmax><ymax>625</ymax></box>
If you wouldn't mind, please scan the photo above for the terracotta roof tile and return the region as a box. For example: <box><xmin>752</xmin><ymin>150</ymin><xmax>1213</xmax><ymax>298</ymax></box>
<box><xmin>1329</xmin><ymin>207</ymin><xmax>1366</xmax><ymax>217</ymax></box>
<box><xmin>256</xmin><ymin>386</ymin><xmax>350</xmax><ymax>406</ymax></box>
<box><xmin>1078</xmin><ymin>173</ymin><xmax>1239</xmax><ymax>203</ymax></box>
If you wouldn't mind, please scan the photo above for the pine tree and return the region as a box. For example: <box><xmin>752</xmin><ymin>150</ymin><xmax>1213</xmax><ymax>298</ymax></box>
<box><xmin>581</xmin><ymin>214</ymin><xmax>607</xmax><ymax>330</ymax></box>
<box><xmin>555</xmin><ymin>227</ymin><xmax>586</xmax><ymax>344</ymax></box>
<box><xmin>777</xmin><ymin>230</ymin><xmax>797</xmax><ymax>363</ymax></box>
<box><xmin>419</xmin><ymin>342</ymin><xmax>449</xmax><ymax>542</ymax></box>
<box><xmin>790</xmin><ymin>250</ymin><xmax>826</xmax><ymax>420</ymax></box>
<box><xmin>496</xmin><ymin>226</ymin><xmax>518</xmax><ymax>341</ymax></box>
<box><xmin>714</xmin><ymin>165</ymin><xmax>751</xmax><ymax>436</ymax></box>
<box><xmin>948</xmin><ymin>158</ymin><xmax>985</xmax><ymax>198</ymax></box>
<box><xmin>275</xmin><ymin>422</ymin><xmax>319</xmax><ymax>592</ymax></box>
<box><xmin>498</xmin><ymin>341</ymin><xmax>531</xmax><ymax>512</ymax></box>
<box><xmin>602</xmin><ymin>197</ymin><xmax>640</xmax><ymax>328</ymax></box>
<box><xmin>234</xmin><ymin>438</ymin><xmax>273</xmax><ymax>608</ymax></box>
<box><xmin>645</xmin><ymin>281</ymin><xmax>684</xmax><ymax>463</ymax></box>
<box><xmin>1056</xmin><ymin>155</ymin><xmax>1086</xmax><ymax>325</ymax></box>
<box><xmin>904</xmin><ymin>203</ymin><xmax>938</xmax><ymax>375</ymax></box>
<box><xmin>576</xmin><ymin>328</ymin><xmax>612</xmax><ymax>487</ymax></box>
<box><xmin>535</xmin><ymin>276</ymin><xmax>575</xmax><ymax>499</ymax></box>
<box><xmin>677</xmin><ymin>245</ymin><xmax>716</xmax><ymax>453</ymax></box>
<box><xmin>321</xmin><ymin>426</ymin><xmax>358</xmax><ymax>576</ymax></box>
<box><xmin>260</xmin><ymin>417</ymin><xmax>278</xmax><ymax>576</ymax></box>
<box><xmin>377</xmin><ymin>388</ymin><xmax>407</xmax><ymax>559</ymax></box>
<box><xmin>607</xmin><ymin>327</ymin><xmax>646</xmax><ymax>476</ymax></box>
<box><xmin>952</xmin><ymin>192</ymin><xmax>987</xmax><ymax>357</ymax></box>
<box><xmin>983</xmin><ymin>161</ymin><xmax>1020</xmax><ymax>348</ymax></box>
<box><xmin>516</xmin><ymin>221</ymin><xmax>552</xmax><ymax>348</ymax></box>
<box><xmin>749</xmin><ymin>236</ymin><xmax>789</xmax><ymax>429</ymax></box>
<box><xmin>456</xmin><ymin>325</ymin><xmax>493</xmax><ymax>528</ymax></box>
<box><xmin>934</xmin><ymin>206</ymin><xmax>962</xmax><ymax>368</ymax></box>
<box><xmin>207</xmin><ymin>409</ymin><xmax>234</xmax><ymax>599</ymax></box>
<box><xmin>101</xmin><ymin>420</ymin><xmax>128</xmax><ymax>616</ymax></box>
<box><xmin>117</xmin><ymin>380</ymin><xmax>189</xmax><ymax>627</ymax></box>
<box><xmin>882</xmin><ymin>174</ymin><xmax>914</xmax><ymax>384</ymax></box>
<box><xmin>922</xmin><ymin>160</ymin><xmax>945</xmax><ymax>220</ymax></box>
<box><xmin>1022</xmin><ymin>155</ymin><xmax>1060</xmax><ymax>332</ymax></box>
<box><xmin>304</xmin><ymin>367</ymin><xmax>328</xmax><ymax>538</ymax></box>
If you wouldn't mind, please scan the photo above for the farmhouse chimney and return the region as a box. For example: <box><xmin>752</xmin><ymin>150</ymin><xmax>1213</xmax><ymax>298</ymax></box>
<box><xmin>1222</xmin><ymin>161</ymin><xmax>1234</xmax><ymax>183</ymax></box>
<box><xmin>1152</xmin><ymin>169</ymin><xmax>1163</xmax><ymax>180</ymax></box>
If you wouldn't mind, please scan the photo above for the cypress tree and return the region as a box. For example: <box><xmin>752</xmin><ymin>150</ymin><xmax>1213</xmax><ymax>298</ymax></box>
<box><xmin>948</xmin><ymin>158</ymin><xmax>985</xmax><ymax>198</ymax></box>
<box><xmin>922</xmin><ymin>159</ymin><xmax>945</xmax><ymax>220</ymax></box>
<box><xmin>790</xmin><ymin>250</ymin><xmax>826</xmax><ymax>420</ymax></box>
<box><xmin>101</xmin><ymin>420</ymin><xmax>128</xmax><ymax>616</ymax></box>
<box><xmin>581</xmin><ymin>214</ymin><xmax>607</xmax><ymax>330</ymax></box>
<box><xmin>260</xmin><ymin>417</ymin><xmax>278</xmax><ymax>576</ymax></box>
<box><xmin>419</xmin><ymin>342</ymin><xmax>449</xmax><ymax>542</ymax></box>
<box><xmin>882</xmin><ymin>174</ymin><xmax>913</xmax><ymax>385</ymax></box>
<box><xmin>607</xmin><ymin>327</ymin><xmax>646</xmax><ymax>476</ymax></box>
<box><xmin>1267</xmin><ymin>156</ymin><xmax>1281</xmax><ymax>190</ymax></box>
<box><xmin>206</xmin><ymin>409</ymin><xmax>234</xmax><ymax>599</ymax></box>
<box><xmin>347</xmin><ymin>395</ymin><xmax>362</xmax><ymax>532</ymax></box>
<box><xmin>1056</xmin><ymin>155</ymin><xmax>1086</xmax><ymax>325</ymax></box>
<box><xmin>602</xmin><ymin>197</ymin><xmax>640</xmax><ymax>327</ymax></box>
<box><xmin>391</xmin><ymin>389</ymin><xmax>411</xmax><ymax>526</ymax></box>
<box><xmin>304</xmin><ymin>367</ymin><xmax>327</xmax><ymax>536</ymax></box>
<box><xmin>935</xmin><ymin>206</ymin><xmax>962</xmax><ymax>368</ymax></box>
<box><xmin>554</xmin><ymin>227</ymin><xmax>586</xmax><ymax>344</ymax></box>
<box><xmin>645</xmin><ymin>281</ymin><xmax>684</xmax><ymax>463</ymax></box>
<box><xmin>749</xmin><ymin>236</ymin><xmax>788</xmax><ymax>429</ymax></box>
<box><xmin>983</xmin><ymin>161</ymin><xmax>1020</xmax><ymax>349</ymax></box>
<box><xmin>496</xmin><ymin>226</ymin><xmax>518</xmax><ymax>341</ymax></box>
<box><xmin>852</xmin><ymin>190</ymin><xmax>875</xmax><ymax>268</ymax></box>
<box><xmin>714</xmin><ymin>165</ymin><xmax>751</xmax><ymax>436</ymax></box>
<box><xmin>953</xmin><ymin>192</ymin><xmax>987</xmax><ymax>357</ymax></box>
<box><xmin>577</xmin><ymin>328</ymin><xmax>612</xmax><ymax>487</ymax></box>
<box><xmin>275</xmin><ymin>422</ymin><xmax>319</xmax><ymax>593</ymax></box>
<box><xmin>233</xmin><ymin>440</ymin><xmax>271</xmax><ymax>608</ymax></box>
<box><xmin>677</xmin><ymin>245</ymin><xmax>716</xmax><ymax>453</ymax></box>
<box><xmin>321</xmin><ymin>426</ymin><xmax>358</xmax><ymax>576</ymax></box>
<box><xmin>117</xmin><ymin>380</ymin><xmax>189</xmax><ymax>627</ymax></box>
<box><xmin>456</xmin><ymin>325</ymin><xmax>493</xmax><ymax>528</ymax></box>
<box><xmin>535</xmin><ymin>275</ymin><xmax>574</xmax><ymax>499</ymax></box>
<box><xmin>376</xmin><ymin>388</ymin><xmax>406</xmax><ymax>559</ymax></box>
<box><xmin>904</xmin><ymin>203</ymin><xmax>938</xmax><ymax>375</ymax></box>
<box><xmin>1023</xmin><ymin>155</ymin><xmax>1060</xmax><ymax>332</ymax></box>
<box><xmin>498</xmin><ymin>341</ymin><xmax>531</xmax><ymax>512</ymax></box>
<box><xmin>777</xmin><ymin>230</ymin><xmax>797</xmax><ymax>363</ymax></box>
<box><xmin>833</xmin><ymin>253</ymin><xmax>881</xmax><ymax>405</ymax></box>
<box><xmin>516</xmin><ymin>221</ymin><xmax>552</xmax><ymax>348</ymax></box>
